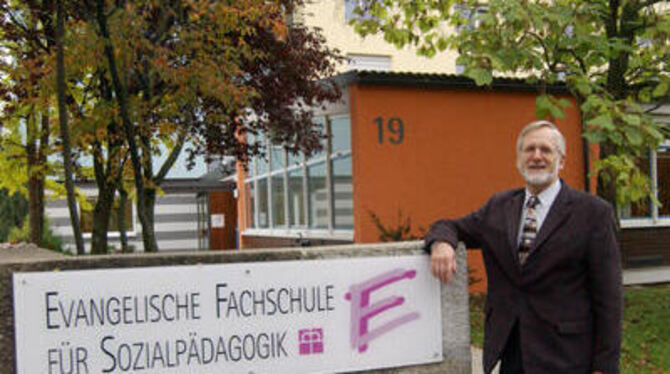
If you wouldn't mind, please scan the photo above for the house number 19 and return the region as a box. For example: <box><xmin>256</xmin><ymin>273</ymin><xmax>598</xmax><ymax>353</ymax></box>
<box><xmin>374</xmin><ymin>117</ymin><xmax>405</xmax><ymax>145</ymax></box>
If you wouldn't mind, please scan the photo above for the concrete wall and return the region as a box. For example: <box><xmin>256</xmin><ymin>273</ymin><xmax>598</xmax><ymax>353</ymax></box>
<box><xmin>0</xmin><ymin>242</ymin><xmax>471</xmax><ymax>374</ymax></box>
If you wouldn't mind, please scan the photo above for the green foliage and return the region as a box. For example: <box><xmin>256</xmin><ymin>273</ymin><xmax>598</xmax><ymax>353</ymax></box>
<box><xmin>0</xmin><ymin>189</ymin><xmax>28</xmax><ymax>242</ymax></box>
<box><xmin>535</xmin><ymin>94</ymin><xmax>571</xmax><ymax>120</ymax></box>
<box><xmin>351</xmin><ymin>0</ymin><xmax>670</xmax><ymax>207</ymax></box>
<box><xmin>368</xmin><ymin>210</ymin><xmax>422</xmax><ymax>241</ymax></box>
<box><xmin>469</xmin><ymin>292</ymin><xmax>486</xmax><ymax>348</ymax></box>
<box><xmin>2</xmin><ymin>0</ymin><xmax>342</xmax><ymax>253</ymax></box>
<box><xmin>593</xmin><ymin>154</ymin><xmax>658</xmax><ymax>209</ymax></box>
<box><xmin>8</xmin><ymin>217</ymin><xmax>65</xmax><ymax>253</ymax></box>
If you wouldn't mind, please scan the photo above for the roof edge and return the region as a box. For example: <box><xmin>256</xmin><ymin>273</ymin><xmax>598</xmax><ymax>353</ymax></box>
<box><xmin>331</xmin><ymin>70</ymin><xmax>570</xmax><ymax>94</ymax></box>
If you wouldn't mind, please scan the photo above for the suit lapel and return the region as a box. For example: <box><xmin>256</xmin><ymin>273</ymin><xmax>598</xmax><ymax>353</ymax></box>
<box><xmin>528</xmin><ymin>183</ymin><xmax>573</xmax><ymax>259</ymax></box>
<box><xmin>506</xmin><ymin>190</ymin><xmax>525</xmax><ymax>267</ymax></box>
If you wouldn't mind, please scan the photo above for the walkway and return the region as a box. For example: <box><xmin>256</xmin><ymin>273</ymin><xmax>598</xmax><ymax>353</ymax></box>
<box><xmin>623</xmin><ymin>265</ymin><xmax>670</xmax><ymax>285</ymax></box>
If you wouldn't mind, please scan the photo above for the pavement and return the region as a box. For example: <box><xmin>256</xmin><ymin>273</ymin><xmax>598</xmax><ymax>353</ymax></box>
<box><xmin>471</xmin><ymin>346</ymin><xmax>492</xmax><ymax>374</ymax></box>
<box><xmin>623</xmin><ymin>265</ymin><xmax>670</xmax><ymax>285</ymax></box>
<box><xmin>0</xmin><ymin>242</ymin><xmax>66</xmax><ymax>263</ymax></box>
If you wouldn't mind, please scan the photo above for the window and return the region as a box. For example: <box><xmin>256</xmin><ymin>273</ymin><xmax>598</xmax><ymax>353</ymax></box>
<box><xmin>347</xmin><ymin>54</ymin><xmax>392</xmax><ymax>72</ymax></box>
<box><xmin>244</xmin><ymin>115</ymin><xmax>353</xmax><ymax>237</ymax></box>
<box><xmin>257</xmin><ymin>178</ymin><xmax>269</xmax><ymax>228</ymax></box>
<box><xmin>271</xmin><ymin>173</ymin><xmax>286</xmax><ymax>226</ymax></box>
<box><xmin>308</xmin><ymin>162</ymin><xmax>328</xmax><ymax>229</ymax></box>
<box><xmin>271</xmin><ymin>145</ymin><xmax>284</xmax><ymax>171</ymax></box>
<box><xmin>330</xmin><ymin>116</ymin><xmax>353</xmax><ymax>229</ymax></box>
<box><xmin>620</xmin><ymin>140</ymin><xmax>670</xmax><ymax>227</ymax></box>
<box><xmin>332</xmin><ymin>156</ymin><xmax>353</xmax><ymax>228</ymax></box>
<box><xmin>453</xmin><ymin>4</ymin><xmax>487</xmax><ymax>31</ymax></box>
<box><xmin>345</xmin><ymin>0</ymin><xmax>377</xmax><ymax>22</ymax></box>
<box><xmin>257</xmin><ymin>152</ymin><xmax>268</xmax><ymax>175</ymax></box>
<box><xmin>453</xmin><ymin>5</ymin><xmax>487</xmax><ymax>74</ymax></box>
<box><xmin>658</xmin><ymin>146</ymin><xmax>670</xmax><ymax>217</ymax></box>
<box><xmin>246</xmin><ymin>182</ymin><xmax>255</xmax><ymax>228</ymax></box>
<box><xmin>288</xmin><ymin>168</ymin><xmax>306</xmax><ymax>227</ymax></box>
<box><xmin>308</xmin><ymin>117</ymin><xmax>327</xmax><ymax>161</ymax></box>
<box><xmin>79</xmin><ymin>197</ymin><xmax>133</xmax><ymax>234</ymax></box>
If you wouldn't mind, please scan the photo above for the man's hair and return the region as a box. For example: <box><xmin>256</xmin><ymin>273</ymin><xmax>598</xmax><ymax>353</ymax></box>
<box><xmin>516</xmin><ymin>120</ymin><xmax>566</xmax><ymax>156</ymax></box>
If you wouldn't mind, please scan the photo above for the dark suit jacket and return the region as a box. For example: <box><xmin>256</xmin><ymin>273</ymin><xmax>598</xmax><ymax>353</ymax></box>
<box><xmin>425</xmin><ymin>182</ymin><xmax>622</xmax><ymax>373</ymax></box>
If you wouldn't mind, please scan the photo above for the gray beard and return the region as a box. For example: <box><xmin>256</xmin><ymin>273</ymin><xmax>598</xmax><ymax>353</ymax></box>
<box><xmin>521</xmin><ymin>163</ymin><xmax>559</xmax><ymax>188</ymax></box>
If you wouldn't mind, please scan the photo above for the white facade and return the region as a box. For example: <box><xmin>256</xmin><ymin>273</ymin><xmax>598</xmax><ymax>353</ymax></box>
<box><xmin>46</xmin><ymin>188</ymin><xmax>203</xmax><ymax>253</ymax></box>
<box><xmin>296</xmin><ymin>1</ymin><xmax>459</xmax><ymax>74</ymax></box>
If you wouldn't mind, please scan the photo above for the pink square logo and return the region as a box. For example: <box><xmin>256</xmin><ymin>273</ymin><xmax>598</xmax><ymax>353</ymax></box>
<box><xmin>298</xmin><ymin>328</ymin><xmax>324</xmax><ymax>355</ymax></box>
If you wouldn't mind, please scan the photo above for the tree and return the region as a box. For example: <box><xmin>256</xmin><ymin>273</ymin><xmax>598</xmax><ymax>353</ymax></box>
<box><xmin>352</xmin><ymin>0</ymin><xmax>670</xmax><ymax>209</ymax></box>
<box><xmin>82</xmin><ymin>0</ymin><xmax>341</xmax><ymax>252</ymax></box>
<box><xmin>2</xmin><ymin>0</ymin><xmax>341</xmax><ymax>254</ymax></box>
<box><xmin>56</xmin><ymin>0</ymin><xmax>85</xmax><ymax>253</ymax></box>
<box><xmin>1</xmin><ymin>0</ymin><xmax>101</xmax><ymax>253</ymax></box>
<box><xmin>0</xmin><ymin>189</ymin><xmax>28</xmax><ymax>241</ymax></box>
<box><xmin>0</xmin><ymin>0</ymin><xmax>59</xmax><ymax>247</ymax></box>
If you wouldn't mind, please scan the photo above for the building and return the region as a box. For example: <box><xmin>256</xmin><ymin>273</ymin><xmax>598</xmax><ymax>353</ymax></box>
<box><xmin>46</xmin><ymin>151</ymin><xmax>236</xmax><ymax>253</ymax></box>
<box><xmin>236</xmin><ymin>71</ymin><xmax>588</xmax><ymax>293</ymax></box>
<box><xmin>618</xmin><ymin>106</ymin><xmax>670</xmax><ymax>268</ymax></box>
<box><xmin>235</xmin><ymin>1</ymin><xmax>670</xmax><ymax>289</ymax></box>
<box><xmin>295</xmin><ymin>1</ymin><xmax>460</xmax><ymax>74</ymax></box>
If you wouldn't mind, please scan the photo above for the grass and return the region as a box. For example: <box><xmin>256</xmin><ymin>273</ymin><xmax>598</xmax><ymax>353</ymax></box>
<box><xmin>620</xmin><ymin>284</ymin><xmax>670</xmax><ymax>373</ymax></box>
<box><xmin>469</xmin><ymin>292</ymin><xmax>486</xmax><ymax>349</ymax></box>
<box><xmin>468</xmin><ymin>284</ymin><xmax>670</xmax><ymax>373</ymax></box>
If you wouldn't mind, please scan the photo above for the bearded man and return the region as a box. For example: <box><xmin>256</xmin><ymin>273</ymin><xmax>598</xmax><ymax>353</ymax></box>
<box><xmin>425</xmin><ymin>120</ymin><xmax>622</xmax><ymax>374</ymax></box>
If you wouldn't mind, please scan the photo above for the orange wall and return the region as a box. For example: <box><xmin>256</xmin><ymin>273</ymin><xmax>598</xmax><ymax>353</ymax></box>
<box><xmin>236</xmin><ymin>160</ymin><xmax>251</xmax><ymax>248</ymax></box>
<box><xmin>349</xmin><ymin>85</ymin><xmax>584</xmax><ymax>293</ymax></box>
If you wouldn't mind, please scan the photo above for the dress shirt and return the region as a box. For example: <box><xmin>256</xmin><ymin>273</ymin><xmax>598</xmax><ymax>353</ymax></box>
<box><xmin>517</xmin><ymin>179</ymin><xmax>562</xmax><ymax>246</ymax></box>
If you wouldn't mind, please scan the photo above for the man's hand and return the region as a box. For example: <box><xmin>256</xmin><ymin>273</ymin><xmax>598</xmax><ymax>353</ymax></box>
<box><xmin>430</xmin><ymin>241</ymin><xmax>457</xmax><ymax>284</ymax></box>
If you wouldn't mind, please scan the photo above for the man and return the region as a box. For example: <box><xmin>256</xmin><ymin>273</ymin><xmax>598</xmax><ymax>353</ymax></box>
<box><xmin>424</xmin><ymin>121</ymin><xmax>622</xmax><ymax>374</ymax></box>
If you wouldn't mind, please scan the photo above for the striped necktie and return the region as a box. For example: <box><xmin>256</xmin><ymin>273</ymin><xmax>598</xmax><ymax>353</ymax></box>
<box><xmin>519</xmin><ymin>195</ymin><xmax>540</xmax><ymax>265</ymax></box>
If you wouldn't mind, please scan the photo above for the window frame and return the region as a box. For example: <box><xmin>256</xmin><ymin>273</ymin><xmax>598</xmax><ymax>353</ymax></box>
<box><xmin>620</xmin><ymin>140</ymin><xmax>670</xmax><ymax>228</ymax></box>
<box><xmin>453</xmin><ymin>4</ymin><xmax>488</xmax><ymax>74</ymax></box>
<box><xmin>243</xmin><ymin>114</ymin><xmax>353</xmax><ymax>240</ymax></box>
<box><xmin>344</xmin><ymin>0</ymin><xmax>377</xmax><ymax>22</ymax></box>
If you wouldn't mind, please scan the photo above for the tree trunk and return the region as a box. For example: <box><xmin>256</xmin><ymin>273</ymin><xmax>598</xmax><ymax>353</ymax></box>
<box><xmin>25</xmin><ymin>111</ymin><xmax>43</xmax><ymax>246</ymax></box>
<box><xmin>595</xmin><ymin>1</ymin><xmax>636</xmax><ymax>208</ymax></box>
<box><xmin>91</xmin><ymin>184</ymin><xmax>115</xmax><ymax>254</ymax></box>
<box><xmin>37</xmin><ymin>113</ymin><xmax>49</xmax><ymax>245</ymax></box>
<box><xmin>27</xmin><ymin>173</ymin><xmax>43</xmax><ymax>246</ymax></box>
<box><xmin>117</xmin><ymin>184</ymin><xmax>130</xmax><ymax>253</ymax></box>
<box><xmin>141</xmin><ymin>187</ymin><xmax>158</xmax><ymax>252</ymax></box>
<box><xmin>95</xmin><ymin>0</ymin><xmax>155</xmax><ymax>253</ymax></box>
<box><xmin>56</xmin><ymin>0</ymin><xmax>85</xmax><ymax>254</ymax></box>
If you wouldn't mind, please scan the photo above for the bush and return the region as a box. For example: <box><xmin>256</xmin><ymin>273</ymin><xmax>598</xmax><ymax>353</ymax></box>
<box><xmin>8</xmin><ymin>217</ymin><xmax>65</xmax><ymax>253</ymax></box>
<box><xmin>369</xmin><ymin>209</ymin><xmax>482</xmax><ymax>288</ymax></box>
<box><xmin>0</xmin><ymin>189</ymin><xmax>28</xmax><ymax>242</ymax></box>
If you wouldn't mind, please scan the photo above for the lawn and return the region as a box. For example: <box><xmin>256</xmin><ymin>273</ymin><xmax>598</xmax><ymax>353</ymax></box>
<box><xmin>469</xmin><ymin>284</ymin><xmax>670</xmax><ymax>373</ymax></box>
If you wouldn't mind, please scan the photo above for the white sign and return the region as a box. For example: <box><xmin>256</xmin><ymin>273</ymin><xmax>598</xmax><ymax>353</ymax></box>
<box><xmin>211</xmin><ymin>214</ymin><xmax>225</xmax><ymax>228</ymax></box>
<box><xmin>13</xmin><ymin>256</ymin><xmax>442</xmax><ymax>374</ymax></box>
